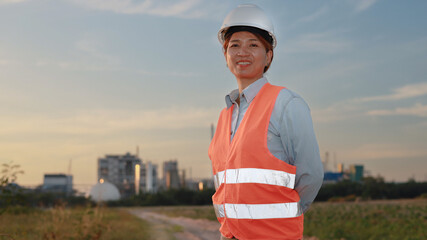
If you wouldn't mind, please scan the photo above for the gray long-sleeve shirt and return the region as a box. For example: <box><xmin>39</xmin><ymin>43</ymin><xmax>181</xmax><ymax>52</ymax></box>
<box><xmin>226</xmin><ymin>77</ymin><xmax>324</xmax><ymax>212</ymax></box>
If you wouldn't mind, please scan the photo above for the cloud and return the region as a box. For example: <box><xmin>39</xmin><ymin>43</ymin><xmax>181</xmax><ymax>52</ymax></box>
<box><xmin>0</xmin><ymin>0</ymin><xmax>27</xmax><ymax>5</ymax></box>
<box><xmin>1</xmin><ymin>106</ymin><xmax>218</xmax><ymax>185</ymax></box>
<box><xmin>353</xmin><ymin>0</ymin><xmax>378</xmax><ymax>12</ymax></box>
<box><xmin>0</xmin><ymin>59</ymin><xmax>13</xmax><ymax>66</ymax></box>
<box><xmin>284</xmin><ymin>31</ymin><xmax>352</xmax><ymax>54</ymax></box>
<box><xmin>0</xmin><ymin>86</ymin><xmax>30</xmax><ymax>106</ymax></box>
<box><xmin>402</xmin><ymin>120</ymin><xmax>427</xmax><ymax>137</ymax></box>
<box><xmin>367</xmin><ymin>103</ymin><xmax>427</xmax><ymax>117</ymax></box>
<box><xmin>75</xmin><ymin>37</ymin><xmax>120</xmax><ymax>64</ymax></box>
<box><xmin>35</xmin><ymin>59</ymin><xmax>120</xmax><ymax>72</ymax></box>
<box><xmin>135</xmin><ymin>68</ymin><xmax>201</xmax><ymax>78</ymax></box>
<box><xmin>313</xmin><ymin>83</ymin><xmax>427</xmax><ymax>122</ymax></box>
<box><xmin>0</xmin><ymin>107</ymin><xmax>219</xmax><ymax>136</ymax></box>
<box><xmin>343</xmin><ymin>142</ymin><xmax>427</xmax><ymax>161</ymax></box>
<box><xmin>358</xmin><ymin>82</ymin><xmax>427</xmax><ymax>102</ymax></box>
<box><xmin>312</xmin><ymin>99</ymin><xmax>364</xmax><ymax>123</ymax></box>
<box><xmin>401</xmin><ymin>37</ymin><xmax>427</xmax><ymax>55</ymax></box>
<box><xmin>67</xmin><ymin>0</ymin><xmax>205</xmax><ymax>19</ymax></box>
<box><xmin>35</xmin><ymin>37</ymin><xmax>121</xmax><ymax>72</ymax></box>
<box><xmin>296</xmin><ymin>6</ymin><xmax>329</xmax><ymax>23</ymax></box>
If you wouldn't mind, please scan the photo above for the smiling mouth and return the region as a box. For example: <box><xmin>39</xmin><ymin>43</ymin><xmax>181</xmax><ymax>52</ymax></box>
<box><xmin>237</xmin><ymin>61</ymin><xmax>251</xmax><ymax>65</ymax></box>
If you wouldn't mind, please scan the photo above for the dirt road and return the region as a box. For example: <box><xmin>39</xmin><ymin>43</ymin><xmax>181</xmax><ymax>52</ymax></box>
<box><xmin>128</xmin><ymin>208</ymin><xmax>221</xmax><ymax>240</ymax></box>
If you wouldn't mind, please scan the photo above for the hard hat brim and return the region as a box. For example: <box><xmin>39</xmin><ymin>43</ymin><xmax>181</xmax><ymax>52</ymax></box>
<box><xmin>218</xmin><ymin>25</ymin><xmax>277</xmax><ymax>49</ymax></box>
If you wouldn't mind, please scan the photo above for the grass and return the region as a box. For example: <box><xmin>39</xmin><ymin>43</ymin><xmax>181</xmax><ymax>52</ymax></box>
<box><xmin>148</xmin><ymin>199</ymin><xmax>427</xmax><ymax>240</ymax></box>
<box><xmin>1</xmin><ymin>199</ymin><xmax>425</xmax><ymax>240</ymax></box>
<box><xmin>0</xmin><ymin>205</ymin><xmax>151</xmax><ymax>240</ymax></box>
<box><xmin>144</xmin><ymin>205</ymin><xmax>217</xmax><ymax>221</ymax></box>
<box><xmin>170</xmin><ymin>225</ymin><xmax>184</xmax><ymax>233</ymax></box>
<box><xmin>304</xmin><ymin>199</ymin><xmax>427</xmax><ymax>240</ymax></box>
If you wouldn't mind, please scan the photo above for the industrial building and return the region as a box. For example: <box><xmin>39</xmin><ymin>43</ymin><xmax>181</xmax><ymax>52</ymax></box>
<box><xmin>42</xmin><ymin>174</ymin><xmax>73</xmax><ymax>195</ymax></box>
<box><xmin>322</xmin><ymin>163</ymin><xmax>365</xmax><ymax>184</ymax></box>
<box><xmin>97</xmin><ymin>152</ymin><xmax>159</xmax><ymax>197</ymax></box>
<box><xmin>96</xmin><ymin>152</ymin><xmax>216</xmax><ymax>198</ymax></box>
<box><xmin>322</xmin><ymin>151</ymin><xmax>365</xmax><ymax>184</ymax></box>
<box><xmin>142</xmin><ymin>161</ymin><xmax>158</xmax><ymax>193</ymax></box>
<box><xmin>349</xmin><ymin>164</ymin><xmax>364</xmax><ymax>182</ymax></box>
<box><xmin>162</xmin><ymin>160</ymin><xmax>181</xmax><ymax>189</ymax></box>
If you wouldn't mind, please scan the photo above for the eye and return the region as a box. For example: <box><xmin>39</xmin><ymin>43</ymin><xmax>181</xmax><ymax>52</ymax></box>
<box><xmin>229</xmin><ymin>43</ymin><xmax>239</xmax><ymax>48</ymax></box>
<box><xmin>249</xmin><ymin>43</ymin><xmax>259</xmax><ymax>47</ymax></box>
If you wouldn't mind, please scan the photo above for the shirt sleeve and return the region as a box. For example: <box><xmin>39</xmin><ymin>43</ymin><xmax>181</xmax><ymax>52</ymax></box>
<box><xmin>280</xmin><ymin>97</ymin><xmax>324</xmax><ymax>213</ymax></box>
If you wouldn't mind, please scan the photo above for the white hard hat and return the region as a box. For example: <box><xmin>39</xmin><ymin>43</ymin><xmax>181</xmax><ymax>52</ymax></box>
<box><xmin>218</xmin><ymin>4</ymin><xmax>276</xmax><ymax>48</ymax></box>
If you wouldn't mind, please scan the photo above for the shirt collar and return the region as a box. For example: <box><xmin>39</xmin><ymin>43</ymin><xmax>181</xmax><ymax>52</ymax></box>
<box><xmin>225</xmin><ymin>77</ymin><xmax>268</xmax><ymax>108</ymax></box>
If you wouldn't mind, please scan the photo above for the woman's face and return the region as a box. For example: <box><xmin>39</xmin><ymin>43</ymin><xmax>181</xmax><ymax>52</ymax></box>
<box><xmin>224</xmin><ymin>31</ymin><xmax>272</xmax><ymax>82</ymax></box>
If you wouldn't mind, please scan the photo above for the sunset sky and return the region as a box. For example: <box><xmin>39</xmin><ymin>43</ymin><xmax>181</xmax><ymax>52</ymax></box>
<box><xmin>1</xmin><ymin>0</ymin><xmax>426</xmax><ymax>187</ymax></box>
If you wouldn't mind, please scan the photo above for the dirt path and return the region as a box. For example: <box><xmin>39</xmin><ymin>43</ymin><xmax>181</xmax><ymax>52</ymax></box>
<box><xmin>128</xmin><ymin>208</ymin><xmax>221</xmax><ymax>240</ymax></box>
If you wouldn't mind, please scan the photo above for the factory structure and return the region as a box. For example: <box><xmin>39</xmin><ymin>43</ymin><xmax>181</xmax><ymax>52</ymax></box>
<box><xmin>163</xmin><ymin>160</ymin><xmax>181</xmax><ymax>189</ymax></box>
<box><xmin>322</xmin><ymin>151</ymin><xmax>365</xmax><ymax>184</ymax></box>
<box><xmin>39</xmin><ymin>149</ymin><xmax>367</xmax><ymax>199</ymax></box>
<box><xmin>38</xmin><ymin>125</ymin><xmax>367</xmax><ymax>198</ymax></box>
<box><xmin>97</xmin><ymin>152</ymin><xmax>159</xmax><ymax>198</ymax></box>
<box><xmin>94</xmin><ymin>152</ymin><xmax>212</xmax><ymax>199</ymax></box>
<box><xmin>41</xmin><ymin>174</ymin><xmax>73</xmax><ymax>195</ymax></box>
<box><xmin>41</xmin><ymin>159</ymin><xmax>74</xmax><ymax>195</ymax></box>
<box><xmin>39</xmin><ymin>151</ymin><xmax>214</xmax><ymax>200</ymax></box>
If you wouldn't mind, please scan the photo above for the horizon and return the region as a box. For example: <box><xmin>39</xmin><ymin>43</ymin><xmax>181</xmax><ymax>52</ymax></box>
<box><xmin>1</xmin><ymin>0</ymin><xmax>426</xmax><ymax>186</ymax></box>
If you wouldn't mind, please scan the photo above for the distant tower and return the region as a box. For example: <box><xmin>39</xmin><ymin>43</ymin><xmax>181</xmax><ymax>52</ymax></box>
<box><xmin>181</xmin><ymin>169</ymin><xmax>186</xmax><ymax>188</ymax></box>
<box><xmin>323</xmin><ymin>151</ymin><xmax>330</xmax><ymax>172</ymax></box>
<box><xmin>145</xmin><ymin>161</ymin><xmax>158</xmax><ymax>193</ymax></box>
<box><xmin>163</xmin><ymin>160</ymin><xmax>181</xmax><ymax>189</ymax></box>
<box><xmin>135</xmin><ymin>164</ymin><xmax>140</xmax><ymax>195</ymax></box>
<box><xmin>333</xmin><ymin>152</ymin><xmax>337</xmax><ymax>171</ymax></box>
<box><xmin>337</xmin><ymin>163</ymin><xmax>344</xmax><ymax>173</ymax></box>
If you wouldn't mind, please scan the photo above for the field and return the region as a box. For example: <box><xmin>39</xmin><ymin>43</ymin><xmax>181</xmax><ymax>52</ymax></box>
<box><xmin>303</xmin><ymin>199</ymin><xmax>426</xmax><ymax>240</ymax></box>
<box><xmin>148</xmin><ymin>199</ymin><xmax>427</xmax><ymax>240</ymax></box>
<box><xmin>0</xmin><ymin>206</ymin><xmax>151</xmax><ymax>240</ymax></box>
<box><xmin>0</xmin><ymin>199</ymin><xmax>426</xmax><ymax>240</ymax></box>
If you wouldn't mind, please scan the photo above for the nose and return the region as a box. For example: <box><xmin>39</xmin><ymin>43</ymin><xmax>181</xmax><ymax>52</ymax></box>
<box><xmin>236</xmin><ymin>46</ymin><xmax>249</xmax><ymax>56</ymax></box>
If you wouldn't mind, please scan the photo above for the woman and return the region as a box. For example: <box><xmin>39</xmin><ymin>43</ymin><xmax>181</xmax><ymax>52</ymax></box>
<box><xmin>208</xmin><ymin>4</ymin><xmax>324</xmax><ymax>240</ymax></box>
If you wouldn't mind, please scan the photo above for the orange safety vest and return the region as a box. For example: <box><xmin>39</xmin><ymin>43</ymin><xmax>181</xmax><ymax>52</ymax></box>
<box><xmin>209</xmin><ymin>83</ymin><xmax>303</xmax><ymax>240</ymax></box>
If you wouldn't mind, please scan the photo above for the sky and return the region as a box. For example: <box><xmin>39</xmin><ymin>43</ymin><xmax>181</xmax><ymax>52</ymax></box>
<box><xmin>1</xmin><ymin>0</ymin><xmax>426</xmax><ymax>188</ymax></box>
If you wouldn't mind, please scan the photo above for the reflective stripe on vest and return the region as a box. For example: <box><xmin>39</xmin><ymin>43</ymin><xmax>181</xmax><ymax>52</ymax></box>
<box><xmin>213</xmin><ymin>168</ymin><xmax>295</xmax><ymax>190</ymax></box>
<box><xmin>213</xmin><ymin>203</ymin><xmax>302</xmax><ymax>219</ymax></box>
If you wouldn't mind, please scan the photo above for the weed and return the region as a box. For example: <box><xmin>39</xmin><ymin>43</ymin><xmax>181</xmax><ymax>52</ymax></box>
<box><xmin>0</xmin><ymin>206</ymin><xmax>151</xmax><ymax>240</ymax></box>
<box><xmin>171</xmin><ymin>225</ymin><xmax>184</xmax><ymax>233</ymax></box>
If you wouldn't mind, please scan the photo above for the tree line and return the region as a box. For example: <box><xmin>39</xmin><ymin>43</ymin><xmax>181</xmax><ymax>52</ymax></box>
<box><xmin>316</xmin><ymin>176</ymin><xmax>427</xmax><ymax>201</ymax></box>
<box><xmin>2</xmin><ymin>160</ymin><xmax>426</xmax><ymax>211</ymax></box>
<box><xmin>2</xmin><ymin>178</ymin><xmax>426</xmax><ymax>210</ymax></box>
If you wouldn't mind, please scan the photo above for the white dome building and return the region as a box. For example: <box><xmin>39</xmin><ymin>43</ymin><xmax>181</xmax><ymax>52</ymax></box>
<box><xmin>89</xmin><ymin>181</ymin><xmax>121</xmax><ymax>202</ymax></box>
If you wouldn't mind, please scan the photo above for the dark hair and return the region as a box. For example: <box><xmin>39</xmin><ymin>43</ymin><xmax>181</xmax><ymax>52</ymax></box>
<box><xmin>223</xmin><ymin>26</ymin><xmax>274</xmax><ymax>73</ymax></box>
